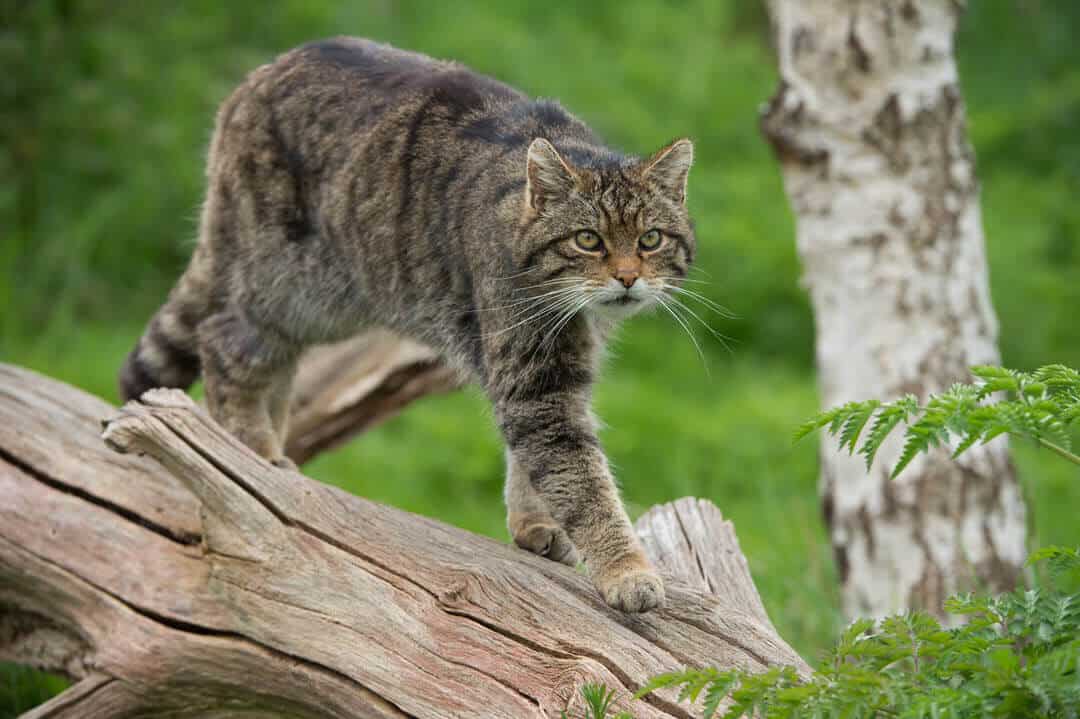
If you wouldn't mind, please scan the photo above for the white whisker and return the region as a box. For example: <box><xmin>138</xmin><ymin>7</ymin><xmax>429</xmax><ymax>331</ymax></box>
<box><xmin>662</xmin><ymin>293</ymin><xmax>734</xmax><ymax>354</ymax></box>
<box><xmin>476</xmin><ymin>285</ymin><xmax>582</xmax><ymax>313</ymax></box>
<box><xmin>656</xmin><ymin>275</ymin><xmax>710</xmax><ymax>286</ymax></box>
<box><xmin>541</xmin><ymin>294</ymin><xmax>592</xmax><ymax>349</ymax></box>
<box><xmin>655</xmin><ymin>294</ymin><xmax>710</xmax><ymax>376</ymax></box>
<box><xmin>493</xmin><ymin>266</ymin><xmax>542</xmax><ymax>281</ymax></box>
<box><xmin>482</xmin><ymin>291</ymin><xmax>584</xmax><ymax>339</ymax></box>
<box><xmin>663</xmin><ymin>284</ymin><xmax>736</xmax><ymax>319</ymax></box>
<box><xmin>532</xmin><ymin>293</ymin><xmax>594</xmax><ymax>367</ymax></box>
<box><xmin>512</xmin><ymin>277</ymin><xmax>583</xmax><ymax>292</ymax></box>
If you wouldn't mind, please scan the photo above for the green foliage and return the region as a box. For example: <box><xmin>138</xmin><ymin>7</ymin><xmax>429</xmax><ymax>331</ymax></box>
<box><xmin>562</xmin><ymin>683</ymin><xmax>634</xmax><ymax>719</ymax></box>
<box><xmin>5</xmin><ymin>0</ymin><xmax>1080</xmax><ymax>370</ymax></box>
<box><xmin>0</xmin><ymin>667</ymin><xmax>67</xmax><ymax>716</ymax></box>
<box><xmin>637</xmin><ymin>547</ymin><xmax>1080</xmax><ymax>718</ymax></box>
<box><xmin>797</xmin><ymin>365</ymin><xmax>1080</xmax><ymax>477</ymax></box>
<box><xmin>5</xmin><ymin>1</ymin><xmax>1080</xmax><ymax>716</ymax></box>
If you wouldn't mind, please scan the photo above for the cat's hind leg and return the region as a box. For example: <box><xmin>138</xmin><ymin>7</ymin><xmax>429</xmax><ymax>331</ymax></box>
<box><xmin>267</xmin><ymin>362</ymin><xmax>299</xmax><ymax>470</ymax></box>
<box><xmin>198</xmin><ymin>309</ymin><xmax>299</xmax><ymax>466</ymax></box>
<box><xmin>504</xmin><ymin>450</ymin><xmax>580</xmax><ymax>566</ymax></box>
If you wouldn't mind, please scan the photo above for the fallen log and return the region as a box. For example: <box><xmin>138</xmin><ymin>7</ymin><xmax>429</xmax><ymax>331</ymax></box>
<box><xmin>285</xmin><ymin>332</ymin><xmax>462</xmax><ymax>465</ymax></box>
<box><xmin>0</xmin><ymin>361</ymin><xmax>809</xmax><ymax>718</ymax></box>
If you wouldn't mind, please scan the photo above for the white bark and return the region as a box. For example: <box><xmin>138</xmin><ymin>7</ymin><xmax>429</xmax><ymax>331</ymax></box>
<box><xmin>761</xmin><ymin>0</ymin><xmax>1027</xmax><ymax>618</ymax></box>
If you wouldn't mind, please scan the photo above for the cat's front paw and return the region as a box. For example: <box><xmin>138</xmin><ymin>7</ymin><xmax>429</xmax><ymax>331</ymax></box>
<box><xmin>511</xmin><ymin>517</ymin><xmax>580</xmax><ymax>566</ymax></box>
<box><xmin>597</xmin><ymin>568</ymin><xmax>666</xmax><ymax>613</ymax></box>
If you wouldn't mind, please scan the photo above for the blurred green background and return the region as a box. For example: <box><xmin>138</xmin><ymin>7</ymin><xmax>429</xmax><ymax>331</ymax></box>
<box><xmin>3</xmin><ymin>0</ymin><xmax>1079</xmax><ymax>713</ymax></box>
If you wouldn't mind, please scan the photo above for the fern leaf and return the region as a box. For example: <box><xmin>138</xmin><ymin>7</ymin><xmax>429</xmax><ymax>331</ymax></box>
<box><xmin>839</xmin><ymin>400</ymin><xmax>880</xmax><ymax>454</ymax></box>
<box><xmin>702</xmin><ymin>673</ymin><xmax>739</xmax><ymax>719</ymax></box>
<box><xmin>951</xmin><ymin>428</ymin><xmax>984</xmax><ymax>459</ymax></box>
<box><xmin>678</xmin><ymin>670</ymin><xmax>712</xmax><ymax>703</ymax></box>
<box><xmin>792</xmin><ymin>409</ymin><xmax>840</xmax><ymax>443</ymax></box>
<box><xmin>972</xmin><ymin>365</ymin><xmax>1021</xmax><ymax>399</ymax></box>
<box><xmin>891</xmin><ymin>424</ymin><xmax>939</xmax><ymax>479</ymax></box>
<box><xmin>860</xmin><ymin>395</ymin><xmax>918</xmax><ymax>470</ymax></box>
<box><xmin>633</xmin><ymin>670</ymin><xmax>695</xmax><ymax>700</ymax></box>
<box><xmin>1034</xmin><ymin>364</ymin><xmax>1080</xmax><ymax>389</ymax></box>
<box><xmin>971</xmin><ymin>365</ymin><xmax>1013</xmax><ymax>380</ymax></box>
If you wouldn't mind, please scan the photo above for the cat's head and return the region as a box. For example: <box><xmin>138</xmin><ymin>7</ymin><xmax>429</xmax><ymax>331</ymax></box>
<box><xmin>517</xmin><ymin>137</ymin><xmax>695</xmax><ymax>321</ymax></box>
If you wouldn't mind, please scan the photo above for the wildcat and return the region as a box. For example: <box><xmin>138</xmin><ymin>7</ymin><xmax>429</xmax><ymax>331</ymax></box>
<box><xmin>119</xmin><ymin>37</ymin><xmax>695</xmax><ymax>613</ymax></box>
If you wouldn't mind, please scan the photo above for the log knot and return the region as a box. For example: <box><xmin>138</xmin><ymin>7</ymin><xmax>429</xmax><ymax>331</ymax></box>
<box><xmin>101</xmin><ymin>385</ymin><xmax>289</xmax><ymax>559</ymax></box>
<box><xmin>102</xmin><ymin>388</ymin><xmax>199</xmax><ymax>455</ymax></box>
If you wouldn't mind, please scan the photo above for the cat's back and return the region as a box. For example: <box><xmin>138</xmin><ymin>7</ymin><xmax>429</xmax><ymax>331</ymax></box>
<box><xmin>235</xmin><ymin>37</ymin><xmax>524</xmax><ymax>138</ymax></box>
<box><xmin>291</xmin><ymin>37</ymin><xmax>519</xmax><ymax>100</ymax></box>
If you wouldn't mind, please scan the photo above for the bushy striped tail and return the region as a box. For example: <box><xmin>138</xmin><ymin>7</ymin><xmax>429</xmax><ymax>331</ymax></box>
<box><xmin>119</xmin><ymin>259</ymin><xmax>209</xmax><ymax>402</ymax></box>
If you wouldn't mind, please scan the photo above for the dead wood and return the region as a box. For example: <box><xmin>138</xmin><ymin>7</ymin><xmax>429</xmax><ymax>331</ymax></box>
<box><xmin>0</xmin><ymin>363</ymin><xmax>808</xmax><ymax>718</ymax></box>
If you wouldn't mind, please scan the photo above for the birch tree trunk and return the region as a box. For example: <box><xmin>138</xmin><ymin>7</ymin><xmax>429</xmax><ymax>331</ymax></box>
<box><xmin>760</xmin><ymin>0</ymin><xmax>1027</xmax><ymax>619</ymax></box>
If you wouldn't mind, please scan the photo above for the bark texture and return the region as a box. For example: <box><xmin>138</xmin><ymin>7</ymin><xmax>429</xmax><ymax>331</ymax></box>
<box><xmin>761</xmin><ymin>0</ymin><xmax>1027</xmax><ymax>619</ymax></box>
<box><xmin>0</xmin><ymin>363</ymin><xmax>808</xmax><ymax>718</ymax></box>
<box><xmin>285</xmin><ymin>332</ymin><xmax>461</xmax><ymax>465</ymax></box>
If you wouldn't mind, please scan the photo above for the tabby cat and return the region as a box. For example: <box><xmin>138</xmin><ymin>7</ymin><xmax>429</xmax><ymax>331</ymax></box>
<box><xmin>120</xmin><ymin>37</ymin><xmax>696</xmax><ymax>613</ymax></box>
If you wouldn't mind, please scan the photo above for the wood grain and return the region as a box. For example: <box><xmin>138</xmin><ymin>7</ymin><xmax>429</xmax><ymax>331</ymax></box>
<box><xmin>285</xmin><ymin>332</ymin><xmax>461</xmax><ymax>465</ymax></box>
<box><xmin>1</xmin><ymin>363</ymin><xmax>808</xmax><ymax>717</ymax></box>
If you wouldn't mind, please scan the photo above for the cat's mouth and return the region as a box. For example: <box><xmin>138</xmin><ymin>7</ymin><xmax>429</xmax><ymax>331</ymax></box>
<box><xmin>602</xmin><ymin>295</ymin><xmax>639</xmax><ymax>306</ymax></box>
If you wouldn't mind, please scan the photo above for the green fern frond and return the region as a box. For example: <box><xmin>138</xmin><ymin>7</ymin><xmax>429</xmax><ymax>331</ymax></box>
<box><xmin>798</xmin><ymin>364</ymin><xmax>1080</xmax><ymax>477</ymax></box>
<box><xmin>633</xmin><ymin>547</ymin><xmax>1080</xmax><ymax>719</ymax></box>
<box><xmin>860</xmin><ymin>395</ymin><xmax>919</xmax><ymax>470</ymax></box>
<box><xmin>677</xmin><ymin>670</ymin><xmax>713</xmax><ymax>703</ymax></box>
<box><xmin>838</xmin><ymin>400</ymin><xmax>880</xmax><ymax>454</ymax></box>
<box><xmin>701</xmin><ymin>674</ymin><xmax>739</xmax><ymax>719</ymax></box>
<box><xmin>891</xmin><ymin>423</ymin><xmax>940</xmax><ymax>478</ymax></box>
<box><xmin>571</xmin><ymin>683</ymin><xmax>631</xmax><ymax>719</ymax></box>
<box><xmin>793</xmin><ymin>402</ymin><xmax>852</xmax><ymax>443</ymax></box>
<box><xmin>633</xmin><ymin>669</ymin><xmax>698</xmax><ymax>700</ymax></box>
<box><xmin>972</xmin><ymin>365</ymin><xmax>1022</xmax><ymax>398</ymax></box>
<box><xmin>1034</xmin><ymin>364</ymin><xmax>1080</xmax><ymax>390</ymax></box>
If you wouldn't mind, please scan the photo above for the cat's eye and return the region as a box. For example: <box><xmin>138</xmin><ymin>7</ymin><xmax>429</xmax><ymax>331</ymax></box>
<box><xmin>574</xmin><ymin>230</ymin><xmax>603</xmax><ymax>253</ymax></box>
<box><xmin>639</xmin><ymin>229</ymin><xmax>664</xmax><ymax>251</ymax></box>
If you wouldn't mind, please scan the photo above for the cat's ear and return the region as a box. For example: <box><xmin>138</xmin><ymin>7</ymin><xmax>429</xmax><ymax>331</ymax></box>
<box><xmin>642</xmin><ymin>138</ymin><xmax>694</xmax><ymax>205</ymax></box>
<box><xmin>526</xmin><ymin>138</ymin><xmax>577</xmax><ymax>212</ymax></box>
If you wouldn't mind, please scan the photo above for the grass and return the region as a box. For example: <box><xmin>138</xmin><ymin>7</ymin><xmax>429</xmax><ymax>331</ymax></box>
<box><xmin>0</xmin><ymin>668</ymin><xmax>67</xmax><ymax>717</ymax></box>
<box><xmin>4</xmin><ymin>1</ymin><xmax>1080</xmax><ymax>714</ymax></box>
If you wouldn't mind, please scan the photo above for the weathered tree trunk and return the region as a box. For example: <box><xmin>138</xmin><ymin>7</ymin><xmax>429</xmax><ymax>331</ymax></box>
<box><xmin>0</xmin><ymin>364</ymin><xmax>808</xmax><ymax>718</ymax></box>
<box><xmin>760</xmin><ymin>0</ymin><xmax>1027</xmax><ymax>619</ymax></box>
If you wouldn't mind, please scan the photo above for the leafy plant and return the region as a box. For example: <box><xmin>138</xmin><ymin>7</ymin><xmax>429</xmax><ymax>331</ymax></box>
<box><xmin>561</xmin><ymin>683</ymin><xmax>633</xmax><ymax>719</ymax></box>
<box><xmin>636</xmin><ymin>546</ymin><xmax>1080</xmax><ymax>718</ymax></box>
<box><xmin>794</xmin><ymin>364</ymin><xmax>1080</xmax><ymax>477</ymax></box>
<box><xmin>622</xmin><ymin>369</ymin><xmax>1080</xmax><ymax>717</ymax></box>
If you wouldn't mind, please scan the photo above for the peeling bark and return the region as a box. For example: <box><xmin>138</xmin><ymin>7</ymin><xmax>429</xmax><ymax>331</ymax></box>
<box><xmin>0</xmin><ymin>364</ymin><xmax>808</xmax><ymax>717</ymax></box>
<box><xmin>761</xmin><ymin>0</ymin><xmax>1027</xmax><ymax>618</ymax></box>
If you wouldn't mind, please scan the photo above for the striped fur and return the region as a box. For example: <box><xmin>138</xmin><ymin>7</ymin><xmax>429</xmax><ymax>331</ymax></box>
<box><xmin>121</xmin><ymin>37</ymin><xmax>696</xmax><ymax>612</ymax></box>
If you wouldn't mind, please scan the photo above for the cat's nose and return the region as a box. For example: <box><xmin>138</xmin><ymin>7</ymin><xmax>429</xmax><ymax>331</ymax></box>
<box><xmin>614</xmin><ymin>269</ymin><xmax>639</xmax><ymax>288</ymax></box>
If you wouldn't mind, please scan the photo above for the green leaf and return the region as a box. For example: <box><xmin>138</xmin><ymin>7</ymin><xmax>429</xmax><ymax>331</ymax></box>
<box><xmin>860</xmin><ymin>396</ymin><xmax>919</xmax><ymax>470</ymax></box>
<box><xmin>633</xmin><ymin>670</ymin><xmax>694</xmax><ymax>700</ymax></box>
<box><xmin>951</xmin><ymin>428</ymin><xmax>984</xmax><ymax>459</ymax></box>
<box><xmin>641</xmin><ymin>546</ymin><xmax>1080</xmax><ymax>719</ymax></box>
<box><xmin>702</xmin><ymin>673</ymin><xmax>739</xmax><ymax>719</ymax></box>
<box><xmin>792</xmin><ymin>409</ymin><xmax>838</xmax><ymax>443</ymax></box>
<box><xmin>971</xmin><ymin>365</ymin><xmax>1013</xmax><ymax>380</ymax></box>
<box><xmin>891</xmin><ymin>425</ymin><xmax>935</xmax><ymax>479</ymax></box>
<box><xmin>839</xmin><ymin>400</ymin><xmax>880</xmax><ymax>454</ymax></box>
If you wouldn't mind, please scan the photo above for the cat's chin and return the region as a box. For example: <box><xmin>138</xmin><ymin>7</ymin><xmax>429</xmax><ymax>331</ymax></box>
<box><xmin>589</xmin><ymin>296</ymin><xmax>653</xmax><ymax>322</ymax></box>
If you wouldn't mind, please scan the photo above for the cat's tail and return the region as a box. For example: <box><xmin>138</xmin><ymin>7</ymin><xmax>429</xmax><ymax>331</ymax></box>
<box><xmin>118</xmin><ymin>246</ymin><xmax>212</xmax><ymax>402</ymax></box>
